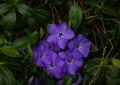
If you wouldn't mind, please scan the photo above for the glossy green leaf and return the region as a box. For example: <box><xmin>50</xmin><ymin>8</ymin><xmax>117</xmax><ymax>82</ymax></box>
<box><xmin>0</xmin><ymin>66</ymin><xmax>16</xmax><ymax>85</ymax></box>
<box><xmin>40</xmin><ymin>28</ymin><xmax>45</xmax><ymax>39</ymax></box>
<box><xmin>33</xmin><ymin>8</ymin><xmax>51</xmax><ymax>22</ymax></box>
<box><xmin>1</xmin><ymin>8</ymin><xmax>16</xmax><ymax>29</ymax></box>
<box><xmin>63</xmin><ymin>75</ymin><xmax>72</xmax><ymax>85</ymax></box>
<box><xmin>27</xmin><ymin>17</ymin><xmax>36</xmax><ymax>29</ymax></box>
<box><xmin>47</xmin><ymin>0</ymin><xmax>63</xmax><ymax>5</ymax></box>
<box><xmin>90</xmin><ymin>43</ymin><xmax>99</xmax><ymax>52</ymax></box>
<box><xmin>102</xmin><ymin>6</ymin><xmax>118</xmax><ymax>17</ymax></box>
<box><xmin>47</xmin><ymin>78</ymin><xmax>55</xmax><ymax>85</ymax></box>
<box><xmin>0</xmin><ymin>3</ymin><xmax>11</xmax><ymax>15</ymax></box>
<box><xmin>0</xmin><ymin>46</ymin><xmax>20</xmax><ymax>57</ymax></box>
<box><xmin>85</xmin><ymin>1</ymin><xmax>101</xmax><ymax>8</ymax></box>
<box><xmin>69</xmin><ymin>3</ymin><xmax>82</xmax><ymax>31</ymax></box>
<box><xmin>83</xmin><ymin>58</ymin><xmax>101</xmax><ymax>75</ymax></box>
<box><xmin>13</xmin><ymin>31</ymin><xmax>37</xmax><ymax>51</ymax></box>
<box><xmin>0</xmin><ymin>33</ymin><xmax>5</xmax><ymax>45</ymax></box>
<box><xmin>17</xmin><ymin>4</ymin><xmax>32</xmax><ymax>17</ymax></box>
<box><xmin>112</xmin><ymin>58</ymin><xmax>120</xmax><ymax>68</ymax></box>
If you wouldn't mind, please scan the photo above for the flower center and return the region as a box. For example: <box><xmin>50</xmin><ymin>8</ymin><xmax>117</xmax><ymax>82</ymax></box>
<box><xmin>76</xmin><ymin>44</ymin><xmax>80</xmax><ymax>48</ymax></box>
<box><xmin>50</xmin><ymin>62</ymin><xmax>55</xmax><ymax>69</ymax></box>
<box><xmin>67</xmin><ymin>58</ymin><xmax>73</xmax><ymax>64</ymax></box>
<box><xmin>39</xmin><ymin>53</ymin><xmax>44</xmax><ymax>58</ymax></box>
<box><xmin>58</xmin><ymin>32</ymin><xmax>64</xmax><ymax>38</ymax></box>
<box><xmin>48</xmin><ymin>45</ymin><xmax>52</xmax><ymax>49</ymax></box>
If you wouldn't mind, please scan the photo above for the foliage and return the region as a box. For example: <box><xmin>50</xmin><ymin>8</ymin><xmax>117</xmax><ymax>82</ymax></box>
<box><xmin>0</xmin><ymin>0</ymin><xmax>120</xmax><ymax>85</ymax></box>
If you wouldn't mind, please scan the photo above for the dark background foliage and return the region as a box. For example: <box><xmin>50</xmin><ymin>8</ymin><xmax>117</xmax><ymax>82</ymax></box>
<box><xmin>0</xmin><ymin>0</ymin><xmax>120</xmax><ymax>85</ymax></box>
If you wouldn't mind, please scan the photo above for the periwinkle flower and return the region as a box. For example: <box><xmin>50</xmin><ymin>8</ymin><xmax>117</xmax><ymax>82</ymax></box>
<box><xmin>40</xmin><ymin>38</ymin><xmax>61</xmax><ymax>52</ymax></box>
<box><xmin>47</xmin><ymin>22</ymin><xmax>75</xmax><ymax>49</ymax></box>
<box><xmin>59</xmin><ymin>51</ymin><xmax>83</xmax><ymax>75</ymax></box>
<box><xmin>45</xmin><ymin>52</ymin><xmax>64</xmax><ymax>79</ymax></box>
<box><xmin>32</xmin><ymin>41</ymin><xmax>52</xmax><ymax>68</ymax></box>
<box><xmin>68</xmin><ymin>34</ymin><xmax>91</xmax><ymax>58</ymax></box>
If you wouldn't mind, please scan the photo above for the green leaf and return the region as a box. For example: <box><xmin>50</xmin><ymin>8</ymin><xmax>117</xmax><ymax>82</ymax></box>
<box><xmin>83</xmin><ymin>58</ymin><xmax>102</xmax><ymax>75</ymax></box>
<box><xmin>112</xmin><ymin>58</ymin><xmax>120</xmax><ymax>68</ymax></box>
<box><xmin>47</xmin><ymin>0</ymin><xmax>63</xmax><ymax>5</ymax></box>
<box><xmin>0</xmin><ymin>3</ymin><xmax>11</xmax><ymax>15</ymax></box>
<box><xmin>1</xmin><ymin>8</ymin><xmax>16</xmax><ymax>29</ymax></box>
<box><xmin>33</xmin><ymin>8</ymin><xmax>51</xmax><ymax>22</ymax></box>
<box><xmin>90</xmin><ymin>43</ymin><xmax>99</xmax><ymax>52</ymax></box>
<box><xmin>63</xmin><ymin>75</ymin><xmax>72</xmax><ymax>85</ymax></box>
<box><xmin>0</xmin><ymin>46</ymin><xmax>20</xmax><ymax>57</ymax></box>
<box><xmin>27</xmin><ymin>17</ymin><xmax>36</xmax><ymax>30</ymax></box>
<box><xmin>40</xmin><ymin>28</ymin><xmax>45</xmax><ymax>39</ymax></box>
<box><xmin>102</xmin><ymin>6</ymin><xmax>118</xmax><ymax>17</ymax></box>
<box><xmin>13</xmin><ymin>31</ymin><xmax>37</xmax><ymax>51</ymax></box>
<box><xmin>0</xmin><ymin>33</ymin><xmax>5</xmax><ymax>45</ymax></box>
<box><xmin>47</xmin><ymin>78</ymin><xmax>55</xmax><ymax>85</ymax></box>
<box><xmin>85</xmin><ymin>1</ymin><xmax>101</xmax><ymax>8</ymax></box>
<box><xmin>0</xmin><ymin>66</ymin><xmax>16</xmax><ymax>85</ymax></box>
<box><xmin>69</xmin><ymin>3</ymin><xmax>82</xmax><ymax>31</ymax></box>
<box><xmin>17</xmin><ymin>4</ymin><xmax>32</xmax><ymax>17</ymax></box>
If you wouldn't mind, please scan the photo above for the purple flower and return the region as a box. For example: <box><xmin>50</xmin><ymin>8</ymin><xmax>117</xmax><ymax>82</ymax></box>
<box><xmin>68</xmin><ymin>34</ymin><xmax>91</xmax><ymax>58</ymax></box>
<box><xmin>47</xmin><ymin>22</ymin><xmax>75</xmax><ymax>49</ymax></box>
<box><xmin>59</xmin><ymin>51</ymin><xmax>83</xmax><ymax>75</ymax></box>
<box><xmin>39</xmin><ymin>38</ymin><xmax>61</xmax><ymax>52</ymax></box>
<box><xmin>45</xmin><ymin>52</ymin><xmax>64</xmax><ymax>79</ymax></box>
<box><xmin>32</xmin><ymin>41</ymin><xmax>52</xmax><ymax>68</ymax></box>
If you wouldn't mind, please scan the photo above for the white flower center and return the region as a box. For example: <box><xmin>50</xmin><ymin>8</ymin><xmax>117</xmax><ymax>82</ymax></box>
<box><xmin>57</xmin><ymin>32</ymin><xmax>64</xmax><ymax>38</ymax></box>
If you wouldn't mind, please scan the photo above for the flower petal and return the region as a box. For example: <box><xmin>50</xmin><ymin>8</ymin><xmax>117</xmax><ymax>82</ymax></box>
<box><xmin>64</xmin><ymin>28</ymin><xmax>75</xmax><ymax>39</ymax></box>
<box><xmin>74</xmin><ymin>59</ymin><xmax>83</xmax><ymax>67</ymax></box>
<box><xmin>68</xmin><ymin>64</ymin><xmax>77</xmax><ymax>75</ymax></box>
<box><xmin>74</xmin><ymin>34</ymin><xmax>83</xmax><ymax>44</ymax></box>
<box><xmin>58</xmin><ymin>52</ymin><xmax>67</xmax><ymax>59</ymax></box>
<box><xmin>72</xmin><ymin>49</ymin><xmax>82</xmax><ymax>58</ymax></box>
<box><xmin>58</xmin><ymin>39</ymin><xmax>67</xmax><ymax>49</ymax></box>
<box><xmin>58</xmin><ymin>22</ymin><xmax>67</xmax><ymax>32</ymax></box>
<box><xmin>49</xmin><ymin>24</ymin><xmax>58</xmax><ymax>34</ymax></box>
<box><xmin>78</xmin><ymin>46</ymin><xmax>90</xmax><ymax>57</ymax></box>
<box><xmin>71</xmin><ymin>73</ymin><xmax>83</xmax><ymax>85</ymax></box>
<box><xmin>68</xmin><ymin>41</ymin><xmax>75</xmax><ymax>50</ymax></box>
<box><xmin>47</xmin><ymin>35</ymin><xmax>58</xmax><ymax>44</ymax></box>
<box><xmin>80</xmin><ymin>37</ymin><xmax>91</xmax><ymax>47</ymax></box>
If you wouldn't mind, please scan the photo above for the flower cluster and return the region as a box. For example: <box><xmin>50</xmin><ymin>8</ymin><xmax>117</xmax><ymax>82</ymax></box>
<box><xmin>32</xmin><ymin>22</ymin><xmax>91</xmax><ymax>84</ymax></box>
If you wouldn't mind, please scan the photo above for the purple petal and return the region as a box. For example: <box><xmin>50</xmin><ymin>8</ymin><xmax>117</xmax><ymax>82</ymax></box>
<box><xmin>78</xmin><ymin>47</ymin><xmax>90</xmax><ymax>57</ymax></box>
<box><xmin>58</xmin><ymin>52</ymin><xmax>67</xmax><ymax>59</ymax></box>
<box><xmin>36</xmin><ymin>59</ymin><xmax>45</xmax><ymax>68</ymax></box>
<box><xmin>72</xmin><ymin>49</ymin><xmax>82</xmax><ymax>58</ymax></box>
<box><xmin>38</xmin><ymin>45</ymin><xmax>44</xmax><ymax>52</ymax></box>
<box><xmin>57</xmin><ymin>80</ymin><xmax>63</xmax><ymax>85</ymax></box>
<box><xmin>68</xmin><ymin>64</ymin><xmax>77</xmax><ymax>75</ymax></box>
<box><xmin>68</xmin><ymin>41</ymin><xmax>75</xmax><ymax>50</ymax></box>
<box><xmin>33</xmin><ymin>50</ymin><xmax>38</xmax><ymax>61</ymax></box>
<box><xmin>28</xmin><ymin>76</ymin><xmax>34</xmax><ymax>85</ymax></box>
<box><xmin>56</xmin><ymin>58</ymin><xmax>64</xmax><ymax>67</ymax></box>
<box><xmin>74</xmin><ymin>34</ymin><xmax>83</xmax><ymax>44</ymax></box>
<box><xmin>74</xmin><ymin>59</ymin><xmax>83</xmax><ymax>67</ymax></box>
<box><xmin>49</xmin><ymin>24</ymin><xmax>58</xmax><ymax>34</ymax></box>
<box><xmin>58</xmin><ymin>39</ymin><xmax>67</xmax><ymax>49</ymax></box>
<box><xmin>71</xmin><ymin>73</ymin><xmax>83</xmax><ymax>85</ymax></box>
<box><xmin>64</xmin><ymin>28</ymin><xmax>75</xmax><ymax>39</ymax></box>
<box><xmin>47</xmin><ymin>35</ymin><xmax>58</xmax><ymax>44</ymax></box>
<box><xmin>80</xmin><ymin>37</ymin><xmax>91</xmax><ymax>47</ymax></box>
<box><xmin>58</xmin><ymin>22</ymin><xmax>67</xmax><ymax>32</ymax></box>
